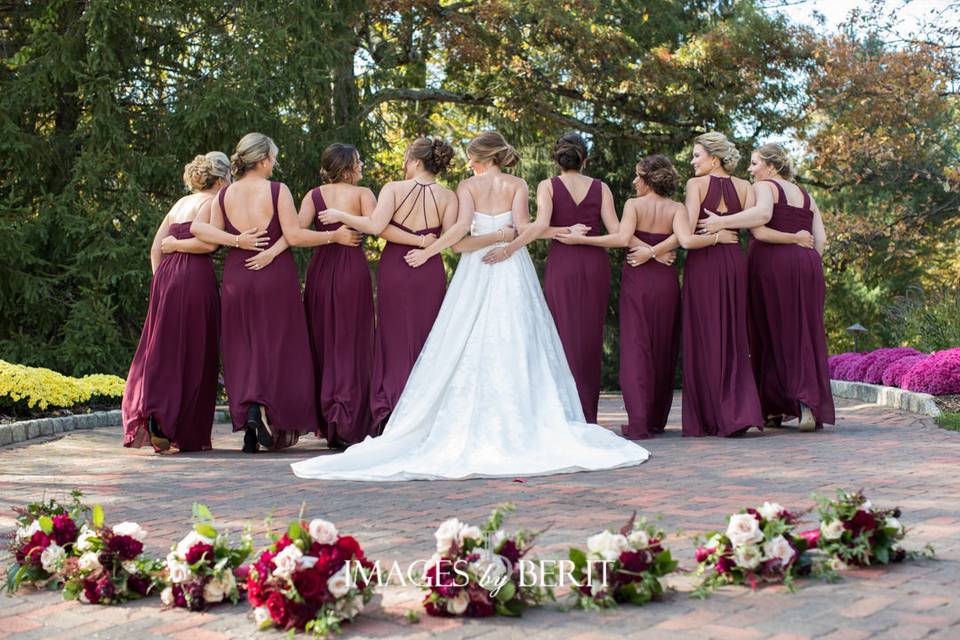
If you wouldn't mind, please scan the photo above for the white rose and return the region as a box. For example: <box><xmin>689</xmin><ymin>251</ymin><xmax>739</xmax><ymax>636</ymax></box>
<box><xmin>446</xmin><ymin>590</ymin><xmax>469</xmax><ymax>615</ymax></box>
<box><xmin>470</xmin><ymin>551</ymin><xmax>510</xmax><ymax>591</ymax></box>
<box><xmin>327</xmin><ymin>564</ymin><xmax>353</xmax><ymax>598</ymax></box>
<box><xmin>160</xmin><ymin>586</ymin><xmax>174</xmax><ymax>606</ymax></box>
<box><xmin>758</xmin><ymin>502</ymin><xmax>785</xmax><ymax>521</ymax></box>
<box><xmin>726</xmin><ymin>514</ymin><xmax>764</xmax><ymax>548</ymax></box>
<box><xmin>41</xmin><ymin>543</ymin><xmax>66</xmax><ymax>573</ymax></box>
<box><xmin>884</xmin><ymin>517</ymin><xmax>903</xmax><ymax>534</ymax></box>
<box><xmin>335</xmin><ymin>592</ymin><xmax>366</xmax><ymax>619</ymax></box>
<box><xmin>434</xmin><ymin>518</ymin><xmax>463</xmax><ymax>554</ymax></box>
<box><xmin>168</xmin><ymin>558</ymin><xmax>192</xmax><ymax>584</ymax></box>
<box><xmin>733</xmin><ymin>544</ymin><xmax>763</xmax><ymax>570</ymax></box>
<box><xmin>112</xmin><ymin>522</ymin><xmax>147</xmax><ymax>542</ymax></box>
<box><xmin>272</xmin><ymin>544</ymin><xmax>303</xmax><ymax>580</ymax></box>
<box><xmin>176</xmin><ymin>531</ymin><xmax>214</xmax><ymax>558</ymax></box>
<box><xmin>820</xmin><ymin>519</ymin><xmax>845</xmax><ymax>541</ymax></box>
<box><xmin>16</xmin><ymin>520</ymin><xmax>42</xmax><ymax>544</ymax></box>
<box><xmin>459</xmin><ymin>525</ymin><xmax>482</xmax><ymax>545</ymax></box>
<box><xmin>202</xmin><ymin>576</ymin><xmax>225</xmax><ymax>603</ymax></box>
<box><xmin>861</xmin><ymin>500</ymin><xmax>873</xmax><ymax>510</ymax></box>
<box><xmin>490</xmin><ymin>529</ymin><xmax>506</xmax><ymax>549</ymax></box>
<box><xmin>763</xmin><ymin>535</ymin><xmax>796</xmax><ymax>567</ymax></box>
<box><xmin>78</xmin><ymin>552</ymin><xmax>102</xmax><ymax>573</ymax></box>
<box><xmin>253</xmin><ymin>606</ymin><xmax>272</xmax><ymax>628</ymax></box>
<box><xmin>627</xmin><ymin>529</ymin><xmax>650</xmax><ymax>549</ymax></box>
<box><xmin>308</xmin><ymin>519</ymin><xmax>339</xmax><ymax>545</ymax></box>
<box><xmin>76</xmin><ymin>526</ymin><xmax>97</xmax><ymax>552</ymax></box>
<box><xmin>587</xmin><ymin>530</ymin><xmax>629</xmax><ymax>562</ymax></box>
<box><xmin>829</xmin><ymin>557</ymin><xmax>849</xmax><ymax>571</ymax></box>
<box><xmin>218</xmin><ymin>571</ymin><xmax>237</xmax><ymax>597</ymax></box>
<box><xmin>121</xmin><ymin>560</ymin><xmax>139</xmax><ymax>575</ymax></box>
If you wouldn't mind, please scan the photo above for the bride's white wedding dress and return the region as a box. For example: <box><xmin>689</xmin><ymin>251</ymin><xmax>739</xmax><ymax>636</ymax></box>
<box><xmin>291</xmin><ymin>211</ymin><xmax>650</xmax><ymax>481</ymax></box>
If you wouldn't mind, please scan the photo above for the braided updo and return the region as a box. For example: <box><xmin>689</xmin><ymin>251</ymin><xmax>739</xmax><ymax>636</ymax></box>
<box><xmin>694</xmin><ymin>131</ymin><xmax>741</xmax><ymax>173</ymax></box>
<box><xmin>182</xmin><ymin>151</ymin><xmax>231</xmax><ymax>192</ymax></box>
<box><xmin>553</xmin><ymin>132</ymin><xmax>588</xmax><ymax>171</ymax></box>
<box><xmin>635</xmin><ymin>154</ymin><xmax>679</xmax><ymax>197</ymax></box>
<box><xmin>408</xmin><ymin>137</ymin><xmax>455</xmax><ymax>175</ymax></box>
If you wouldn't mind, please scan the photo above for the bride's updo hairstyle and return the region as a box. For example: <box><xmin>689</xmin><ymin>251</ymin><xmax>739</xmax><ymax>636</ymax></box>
<box><xmin>320</xmin><ymin>143</ymin><xmax>360</xmax><ymax>184</ymax></box>
<box><xmin>183</xmin><ymin>151</ymin><xmax>230</xmax><ymax>192</ymax></box>
<box><xmin>231</xmin><ymin>133</ymin><xmax>278</xmax><ymax>179</ymax></box>
<box><xmin>694</xmin><ymin>131</ymin><xmax>741</xmax><ymax>173</ymax></box>
<box><xmin>553</xmin><ymin>132</ymin><xmax>588</xmax><ymax>171</ymax></box>
<box><xmin>466</xmin><ymin>131</ymin><xmax>520</xmax><ymax>168</ymax></box>
<box><xmin>408</xmin><ymin>137</ymin><xmax>455</xmax><ymax>175</ymax></box>
<box><xmin>754</xmin><ymin>143</ymin><xmax>794</xmax><ymax>180</ymax></box>
<box><xmin>635</xmin><ymin>154</ymin><xmax>679</xmax><ymax>197</ymax></box>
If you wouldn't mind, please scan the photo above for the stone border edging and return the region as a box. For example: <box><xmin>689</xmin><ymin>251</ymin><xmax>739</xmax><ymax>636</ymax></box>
<box><xmin>830</xmin><ymin>380</ymin><xmax>942</xmax><ymax>417</ymax></box>
<box><xmin>0</xmin><ymin>409</ymin><xmax>232</xmax><ymax>447</ymax></box>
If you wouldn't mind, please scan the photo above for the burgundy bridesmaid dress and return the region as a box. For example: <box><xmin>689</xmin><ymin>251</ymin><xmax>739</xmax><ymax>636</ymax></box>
<box><xmin>747</xmin><ymin>181</ymin><xmax>835</xmax><ymax>426</ymax></box>
<box><xmin>220</xmin><ymin>182</ymin><xmax>318</xmax><ymax>443</ymax></box>
<box><xmin>544</xmin><ymin>176</ymin><xmax>611</xmax><ymax>423</ymax></box>
<box><xmin>619</xmin><ymin>230</ymin><xmax>680</xmax><ymax>439</ymax></box>
<box><xmin>122</xmin><ymin>222</ymin><xmax>219</xmax><ymax>452</ymax></box>
<box><xmin>681</xmin><ymin>175</ymin><xmax>763</xmax><ymax>436</ymax></box>
<box><xmin>304</xmin><ymin>188</ymin><xmax>375</xmax><ymax>445</ymax></box>
<box><xmin>369</xmin><ymin>187</ymin><xmax>446</xmax><ymax>430</ymax></box>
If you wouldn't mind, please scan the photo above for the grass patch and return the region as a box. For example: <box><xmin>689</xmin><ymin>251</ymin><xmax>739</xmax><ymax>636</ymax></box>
<box><xmin>936</xmin><ymin>412</ymin><xmax>960</xmax><ymax>431</ymax></box>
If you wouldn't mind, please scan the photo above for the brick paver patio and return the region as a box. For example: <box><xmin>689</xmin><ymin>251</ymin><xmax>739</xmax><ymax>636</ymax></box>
<box><xmin>1</xmin><ymin>394</ymin><xmax>958</xmax><ymax>639</ymax></box>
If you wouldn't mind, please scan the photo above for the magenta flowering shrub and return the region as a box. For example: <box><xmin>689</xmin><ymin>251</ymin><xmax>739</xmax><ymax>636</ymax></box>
<box><xmin>845</xmin><ymin>350</ymin><xmax>891</xmax><ymax>382</ymax></box>
<box><xmin>862</xmin><ymin>348</ymin><xmax>921</xmax><ymax>385</ymax></box>
<box><xmin>900</xmin><ymin>348</ymin><xmax>960</xmax><ymax>395</ymax></box>
<box><xmin>831</xmin><ymin>353</ymin><xmax>866</xmax><ymax>381</ymax></box>
<box><xmin>881</xmin><ymin>355</ymin><xmax>928</xmax><ymax>388</ymax></box>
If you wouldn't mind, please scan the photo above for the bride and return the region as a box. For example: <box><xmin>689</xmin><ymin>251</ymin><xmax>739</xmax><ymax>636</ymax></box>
<box><xmin>291</xmin><ymin>132</ymin><xmax>649</xmax><ymax>481</ymax></box>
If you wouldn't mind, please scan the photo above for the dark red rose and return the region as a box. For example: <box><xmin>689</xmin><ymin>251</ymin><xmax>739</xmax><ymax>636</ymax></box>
<box><xmin>286</xmin><ymin>601</ymin><xmax>316</xmax><ymax>630</ymax></box>
<box><xmin>187</xmin><ymin>580</ymin><xmax>206</xmax><ymax>611</ymax></box>
<box><xmin>846</xmin><ymin>510</ymin><xmax>878</xmax><ymax>536</ymax></box>
<box><xmin>234</xmin><ymin>564</ymin><xmax>251</xmax><ymax>583</ymax></box>
<box><xmin>746</xmin><ymin>508</ymin><xmax>762</xmax><ymax>521</ymax></box>
<box><xmin>247</xmin><ymin>579</ymin><xmax>265</xmax><ymax>607</ymax></box>
<box><xmin>695</xmin><ymin>547</ymin><xmax>714</xmax><ymax>563</ymax></box>
<box><xmin>275</xmin><ymin>534</ymin><xmax>293</xmax><ymax>552</ymax></box>
<box><xmin>172</xmin><ymin>584</ymin><xmax>187</xmax><ymax>608</ymax></box>
<box><xmin>25</xmin><ymin>530</ymin><xmax>50</xmax><ymax>564</ymax></box>
<box><xmin>95</xmin><ymin>575</ymin><xmax>115</xmax><ymax>601</ymax></box>
<box><xmin>83</xmin><ymin>578</ymin><xmax>100</xmax><ymax>604</ymax></box>
<box><xmin>51</xmin><ymin>515</ymin><xmax>78</xmax><ymax>545</ymax></box>
<box><xmin>107</xmin><ymin>534</ymin><xmax>143</xmax><ymax>561</ymax></box>
<box><xmin>498</xmin><ymin>539</ymin><xmax>521</xmax><ymax>565</ymax></box>
<box><xmin>254</xmin><ymin>551</ymin><xmax>276</xmax><ymax>578</ymax></box>
<box><xmin>292</xmin><ymin>569</ymin><xmax>324</xmax><ymax>603</ymax></box>
<box><xmin>618</xmin><ymin>550</ymin><xmax>650</xmax><ymax>575</ymax></box>
<box><xmin>266</xmin><ymin>591</ymin><xmax>289</xmax><ymax>626</ymax></box>
<box><xmin>465</xmin><ymin>582</ymin><xmax>495</xmax><ymax>617</ymax></box>
<box><xmin>185</xmin><ymin>543</ymin><xmax>214</xmax><ymax>566</ymax></box>
<box><xmin>313</xmin><ymin>545</ymin><xmax>344</xmax><ymax>579</ymax></box>
<box><xmin>715</xmin><ymin>556</ymin><xmax>734</xmax><ymax>575</ymax></box>
<box><xmin>647</xmin><ymin>538</ymin><xmax>664</xmax><ymax>555</ymax></box>
<box><xmin>336</xmin><ymin>535</ymin><xmax>365</xmax><ymax>562</ymax></box>
<box><xmin>127</xmin><ymin>574</ymin><xmax>151</xmax><ymax>596</ymax></box>
<box><xmin>423</xmin><ymin>596</ymin><xmax>449</xmax><ymax>617</ymax></box>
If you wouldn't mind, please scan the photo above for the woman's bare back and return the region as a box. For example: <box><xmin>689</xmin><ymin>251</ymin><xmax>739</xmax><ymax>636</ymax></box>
<box><xmin>462</xmin><ymin>172</ymin><xmax>525</xmax><ymax>213</ymax></box>
<box><xmin>221</xmin><ymin>178</ymin><xmax>277</xmax><ymax>230</ymax></box>
<box><xmin>632</xmin><ymin>195</ymin><xmax>682</xmax><ymax>234</ymax></box>
<box><xmin>387</xmin><ymin>179</ymin><xmax>456</xmax><ymax>231</ymax></box>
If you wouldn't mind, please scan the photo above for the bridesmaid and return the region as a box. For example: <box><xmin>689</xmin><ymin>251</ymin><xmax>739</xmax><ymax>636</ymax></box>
<box><xmin>699</xmin><ymin>143</ymin><xmax>834</xmax><ymax>431</ymax></box>
<box><xmin>191</xmin><ymin>133</ymin><xmax>319</xmax><ymax>453</ymax></box>
<box><xmin>292</xmin><ymin>144</ymin><xmax>376</xmax><ymax>448</ymax></box>
<box><xmin>558</xmin><ymin>155</ymin><xmax>683</xmax><ymax>438</ymax></box>
<box><xmin>122</xmin><ymin>152</ymin><xmax>238</xmax><ymax>453</ymax></box>
<box><xmin>316</xmin><ymin>138</ymin><xmax>458</xmax><ymax>431</ymax></box>
<box><xmin>539</xmin><ymin>133</ymin><xmax>618</xmax><ymax>423</ymax></box>
<box><xmin>680</xmin><ymin>132</ymin><xmax>764</xmax><ymax>437</ymax></box>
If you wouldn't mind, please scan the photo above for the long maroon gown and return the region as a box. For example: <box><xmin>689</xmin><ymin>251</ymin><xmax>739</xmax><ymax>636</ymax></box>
<box><xmin>681</xmin><ymin>175</ymin><xmax>763</xmax><ymax>436</ymax></box>
<box><xmin>304</xmin><ymin>188</ymin><xmax>375</xmax><ymax>445</ymax></box>
<box><xmin>748</xmin><ymin>180</ymin><xmax>835</xmax><ymax>426</ymax></box>
<box><xmin>220</xmin><ymin>181</ymin><xmax>318</xmax><ymax>442</ymax></box>
<box><xmin>619</xmin><ymin>230</ymin><xmax>680</xmax><ymax>439</ymax></box>
<box><xmin>122</xmin><ymin>222</ymin><xmax>219</xmax><ymax>451</ymax></box>
<box><xmin>369</xmin><ymin>217</ymin><xmax>446</xmax><ymax>430</ymax></box>
<box><xmin>543</xmin><ymin>176</ymin><xmax>611</xmax><ymax>423</ymax></box>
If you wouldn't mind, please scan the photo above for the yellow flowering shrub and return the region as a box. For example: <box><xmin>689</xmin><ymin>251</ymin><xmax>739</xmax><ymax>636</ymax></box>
<box><xmin>0</xmin><ymin>360</ymin><xmax>125</xmax><ymax>415</ymax></box>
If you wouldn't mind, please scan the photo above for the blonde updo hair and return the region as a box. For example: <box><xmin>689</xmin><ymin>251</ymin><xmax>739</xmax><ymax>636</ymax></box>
<box><xmin>182</xmin><ymin>151</ymin><xmax>230</xmax><ymax>192</ymax></box>
<box><xmin>466</xmin><ymin>131</ymin><xmax>520</xmax><ymax>168</ymax></box>
<box><xmin>754</xmin><ymin>143</ymin><xmax>794</xmax><ymax>180</ymax></box>
<box><xmin>231</xmin><ymin>132</ymin><xmax>278</xmax><ymax>179</ymax></box>
<box><xmin>695</xmin><ymin>131</ymin><xmax>741</xmax><ymax>173</ymax></box>
<box><xmin>408</xmin><ymin>137</ymin><xmax>455</xmax><ymax>175</ymax></box>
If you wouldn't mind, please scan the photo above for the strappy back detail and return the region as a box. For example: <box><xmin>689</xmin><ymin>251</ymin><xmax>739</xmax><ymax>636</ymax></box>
<box><xmin>391</xmin><ymin>181</ymin><xmax>442</xmax><ymax>232</ymax></box>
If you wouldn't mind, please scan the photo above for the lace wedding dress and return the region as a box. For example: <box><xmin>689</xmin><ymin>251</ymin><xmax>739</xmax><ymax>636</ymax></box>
<box><xmin>291</xmin><ymin>211</ymin><xmax>650</xmax><ymax>481</ymax></box>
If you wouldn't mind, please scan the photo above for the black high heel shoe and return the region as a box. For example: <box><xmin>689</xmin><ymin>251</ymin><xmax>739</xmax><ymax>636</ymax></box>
<box><xmin>148</xmin><ymin>416</ymin><xmax>170</xmax><ymax>452</ymax></box>
<box><xmin>244</xmin><ymin>403</ymin><xmax>274</xmax><ymax>450</ymax></box>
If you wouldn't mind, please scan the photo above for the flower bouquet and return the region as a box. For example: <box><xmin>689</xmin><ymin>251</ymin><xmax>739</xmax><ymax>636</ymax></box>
<box><xmin>565</xmin><ymin>513</ymin><xmax>677</xmax><ymax>609</ymax></box>
<box><xmin>5</xmin><ymin>490</ymin><xmax>90</xmax><ymax>593</ymax></box>
<box><xmin>423</xmin><ymin>503</ymin><xmax>553</xmax><ymax>618</ymax></box>
<box><xmin>245</xmin><ymin>514</ymin><xmax>375</xmax><ymax>637</ymax></box>
<box><xmin>60</xmin><ymin>505</ymin><xmax>162</xmax><ymax>604</ymax></box>
<box><xmin>160</xmin><ymin>503</ymin><xmax>253</xmax><ymax>610</ymax></box>
<box><xmin>692</xmin><ymin>502</ymin><xmax>811</xmax><ymax>597</ymax></box>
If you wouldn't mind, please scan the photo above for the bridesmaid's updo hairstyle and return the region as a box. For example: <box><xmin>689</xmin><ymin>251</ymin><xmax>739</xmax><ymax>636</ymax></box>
<box><xmin>182</xmin><ymin>151</ymin><xmax>230</xmax><ymax>192</ymax></box>
<box><xmin>466</xmin><ymin>131</ymin><xmax>520</xmax><ymax>168</ymax></box>
<box><xmin>320</xmin><ymin>143</ymin><xmax>359</xmax><ymax>184</ymax></box>
<box><xmin>552</xmin><ymin>132</ymin><xmax>588</xmax><ymax>171</ymax></box>
<box><xmin>695</xmin><ymin>131</ymin><xmax>741</xmax><ymax>173</ymax></box>
<box><xmin>635</xmin><ymin>154</ymin><xmax>679</xmax><ymax>197</ymax></box>
<box><xmin>231</xmin><ymin>133</ymin><xmax>278</xmax><ymax>179</ymax></box>
<box><xmin>408</xmin><ymin>137</ymin><xmax>455</xmax><ymax>175</ymax></box>
<box><xmin>755</xmin><ymin>143</ymin><xmax>794</xmax><ymax>180</ymax></box>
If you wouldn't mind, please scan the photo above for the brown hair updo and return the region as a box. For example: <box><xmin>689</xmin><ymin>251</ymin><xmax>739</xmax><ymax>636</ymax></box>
<box><xmin>754</xmin><ymin>143</ymin><xmax>794</xmax><ymax>180</ymax></box>
<box><xmin>636</xmin><ymin>154</ymin><xmax>679</xmax><ymax>197</ymax></box>
<box><xmin>182</xmin><ymin>151</ymin><xmax>230</xmax><ymax>192</ymax></box>
<box><xmin>553</xmin><ymin>132</ymin><xmax>588</xmax><ymax>171</ymax></box>
<box><xmin>408</xmin><ymin>137</ymin><xmax>455</xmax><ymax>175</ymax></box>
<box><xmin>320</xmin><ymin>143</ymin><xmax>359</xmax><ymax>184</ymax></box>
<box><xmin>466</xmin><ymin>131</ymin><xmax>520</xmax><ymax>168</ymax></box>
